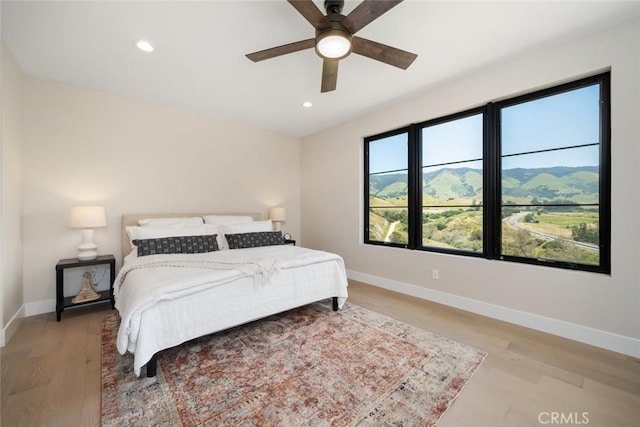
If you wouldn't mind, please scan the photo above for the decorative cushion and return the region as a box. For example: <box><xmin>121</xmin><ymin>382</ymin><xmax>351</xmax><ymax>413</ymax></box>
<box><xmin>225</xmin><ymin>231</ymin><xmax>284</xmax><ymax>249</ymax></box>
<box><xmin>133</xmin><ymin>235</ymin><xmax>219</xmax><ymax>256</ymax></box>
<box><xmin>218</xmin><ymin>220</ymin><xmax>273</xmax><ymax>250</ymax></box>
<box><xmin>126</xmin><ymin>225</ymin><xmax>212</xmax><ymax>251</ymax></box>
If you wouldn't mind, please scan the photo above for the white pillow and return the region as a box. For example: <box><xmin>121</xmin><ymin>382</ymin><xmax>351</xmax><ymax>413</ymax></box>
<box><xmin>138</xmin><ymin>217</ymin><xmax>204</xmax><ymax>227</ymax></box>
<box><xmin>218</xmin><ymin>220</ymin><xmax>273</xmax><ymax>250</ymax></box>
<box><xmin>123</xmin><ymin>247</ymin><xmax>138</xmax><ymax>264</ymax></box>
<box><xmin>125</xmin><ymin>224</ymin><xmax>216</xmax><ymax>251</ymax></box>
<box><xmin>202</xmin><ymin>215</ymin><xmax>254</xmax><ymax>225</ymax></box>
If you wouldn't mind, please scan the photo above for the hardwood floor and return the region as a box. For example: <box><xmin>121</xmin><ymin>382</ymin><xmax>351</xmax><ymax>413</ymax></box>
<box><xmin>2</xmin><ymin>280</ymin><xmax>639</xmax><ymax>426</ymax></box>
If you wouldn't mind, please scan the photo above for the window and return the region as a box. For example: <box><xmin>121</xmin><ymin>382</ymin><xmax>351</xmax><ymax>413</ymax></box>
<box><xmin>365</xmin><ymin>128</ymin><xmax>410</xmax><ymax>246</ymax></box>
<box><xmin>420</xmin><ymin>110</ymin><xmax>484</xmax><ymax>253</ymax></box>
<box><xmin>364</xmin><ymin>73</ymin><xmax>610</xmax><ymax>273</ymax></box>
<box><xmin>497</xmin><ymin>83</ymin><xmax>607</xmax><ymax>269</ymax></box>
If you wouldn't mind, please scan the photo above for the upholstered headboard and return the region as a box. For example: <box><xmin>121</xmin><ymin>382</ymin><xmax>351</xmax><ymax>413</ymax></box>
<box><xmin>121</xmin><ymin>213</ymin><xmax>262</xmax><ymax>260</ymax></box>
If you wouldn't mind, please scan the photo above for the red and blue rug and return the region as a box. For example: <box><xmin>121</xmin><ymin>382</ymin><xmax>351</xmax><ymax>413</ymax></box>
<box><xmin>101</xmin><ymin>301</ymin><xmax>486</xmax><ymax>426</ymax></box>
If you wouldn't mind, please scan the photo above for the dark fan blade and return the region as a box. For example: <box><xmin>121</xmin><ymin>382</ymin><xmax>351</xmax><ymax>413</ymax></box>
<box><xmin>352</xmin><ymin>36</ymin><xmax>417</xmax><ymax>69</ymax></box>
<box><xmin>287</xmin><ymin>0</ymin><xmax>329</xmax><ymax>29</ymax></box>
<box><xmin>246</xmin><ymin>39</ymin><xmax>315</xmax><ymax>62</ymax></box>
<box><xmin>321</xmin><ymin>59</ymin><xmax>339</xmax><ymax>93</ymax></box>
<box><xmin>343</xmin><ymin>0</ymin><xmax>402</xmax><ymax>34</ymax></box>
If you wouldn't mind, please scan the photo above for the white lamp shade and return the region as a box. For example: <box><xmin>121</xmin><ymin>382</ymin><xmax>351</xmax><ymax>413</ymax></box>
<box><xmin>269</xmin><ymin>207</ymin><xmax>286</xmax><ymax>222</ymax></box>
<box><xmin>69</xmin><ymin>206</ymin><xmax>107</xmax><ymax>228</ymax></box>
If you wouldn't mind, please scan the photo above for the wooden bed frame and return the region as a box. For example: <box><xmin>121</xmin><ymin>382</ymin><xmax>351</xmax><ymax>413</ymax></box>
<box><xmin>120</xmin><ymin>213</ymin><xmax>340</xmax><ymax>377</ymax></box>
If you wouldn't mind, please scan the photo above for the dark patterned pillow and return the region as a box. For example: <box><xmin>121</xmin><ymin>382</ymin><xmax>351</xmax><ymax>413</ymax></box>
<box><xmin>133</xmin><ymin>235</ymin><xmax>219</xmax><ymax>256</ymax></box>
<box><xmin>225</xmin><ymin>231</ymin><xmax>284</xmax><ymax>249</ymax></box>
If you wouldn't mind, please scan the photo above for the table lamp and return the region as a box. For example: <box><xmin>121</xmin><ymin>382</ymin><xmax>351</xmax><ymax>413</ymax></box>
<box><xmin>269</xmin><ymin>207</ymin><xmax>286</xmax><ymax>231</ymax></box>
<box><xmin>69</xmin><ymin>206</ymin><xmax>107</xmax><ymax>260</ymax></box>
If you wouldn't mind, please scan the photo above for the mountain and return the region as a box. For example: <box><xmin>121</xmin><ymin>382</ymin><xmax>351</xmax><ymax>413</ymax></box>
<box><xmin>502</xmin><ymin>166</ymin><xmax>598</xmax><ymax>183</ymax></box>
<box><xmin>369</xmin><ymin>166</ymin><xmax>599</xmax><ymax>204</ymax></box>
<box><xmin>424</xmin><ymin>168</ymin><xmax>483</xmax><ymax>200</ymax></box>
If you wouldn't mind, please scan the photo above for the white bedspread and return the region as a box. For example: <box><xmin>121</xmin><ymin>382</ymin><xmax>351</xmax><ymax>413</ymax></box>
<box><xmin>114</xmin><ymin>245</ymin><xmax>349</xmax><ymax>376</ymax></box>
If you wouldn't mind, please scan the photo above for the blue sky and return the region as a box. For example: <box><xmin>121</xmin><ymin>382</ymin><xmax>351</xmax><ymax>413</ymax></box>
<box><xmin>422</xmin><ymin>114</ymin><xmax>483</xmax><ymax>167</ymax></box>
<box><xmin>502</xmin><ymin>84</ymin><xmax>600</xmax><ymax>168</ymax></box>
<box><xmin>369</xmin><ymin>83</ymin><xmax>600</xmax><ymax>174</ymax></box>
<box><xmin>369</xmin><ymin>133</ymin><xmax>408</xmax><ymax>174</ymax></box>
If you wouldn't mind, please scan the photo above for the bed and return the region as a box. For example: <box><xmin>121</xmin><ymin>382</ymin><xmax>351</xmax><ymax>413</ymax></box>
<box><xmin>115</xmin><ymin>213</ymin><xmax>349</xmax><ymax>377</ymax></box>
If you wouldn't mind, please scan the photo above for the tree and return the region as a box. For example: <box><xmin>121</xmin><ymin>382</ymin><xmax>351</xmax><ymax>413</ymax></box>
<box><xmin>571</xmin><ymin>222</ymin><xmax>599</xmax><ymax>244</ymax></box>
<box><xmin>503</xmin><ymin>229</ymin><xmax>540</xmax><ymax>258</ymax></box>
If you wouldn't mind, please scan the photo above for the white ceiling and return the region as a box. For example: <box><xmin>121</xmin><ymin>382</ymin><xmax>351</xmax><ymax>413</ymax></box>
<box><xmin>2</xmin><ymin>1</ymin><xmax>639</xmax><ymax>137</ymax></box>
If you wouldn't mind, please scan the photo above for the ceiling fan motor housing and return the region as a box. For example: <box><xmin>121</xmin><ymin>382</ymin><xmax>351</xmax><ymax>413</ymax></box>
<box><xmin>324</xmin><ymin>0</ymin><xmax>345</xmax><ymax>15</ymax></box>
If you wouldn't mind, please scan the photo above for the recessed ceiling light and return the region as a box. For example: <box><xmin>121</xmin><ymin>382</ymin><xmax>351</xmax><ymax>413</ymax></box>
<box><xmin>136</xmin><ymin>40</ymin><xmax>154</xmax><ymax>52</ymax></box>
<box><xmin>302</xmin><ymin>101</ymin><xmax>313</xmax><ymax>108</ymax></box>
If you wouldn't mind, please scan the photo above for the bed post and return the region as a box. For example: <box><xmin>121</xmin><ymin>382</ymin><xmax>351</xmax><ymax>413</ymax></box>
<box><xmin>146</xmin><ymin>353</ymin><xmax>158</xmax><ymax>378</ymax></box>
<box><xmin>332</xmin><ymin>297</ymin><xmax>339</xmax><ymax>311</ymax></box>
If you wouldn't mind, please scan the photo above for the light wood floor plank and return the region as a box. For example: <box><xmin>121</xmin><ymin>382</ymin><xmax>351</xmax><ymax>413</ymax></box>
<box><xmin>1</xmin><ymin>280</ymin><xmax>639</xmax><ymax>427</ymax></box>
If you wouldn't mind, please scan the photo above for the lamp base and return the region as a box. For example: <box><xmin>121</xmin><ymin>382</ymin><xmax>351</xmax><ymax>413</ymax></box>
<box><xmin>77</xmin><ymin>229</ymin><xmax>98</xmax><ymax>260</ymax></box>
<box><xmin>71</xmin><ymin>272</ymin><xmax>100</xmax><ymax>304</ymax></box>
<box><xmin>77</xmin><ymin>250</ymin><xmax>98</xmax><ymax>261</ymax></box>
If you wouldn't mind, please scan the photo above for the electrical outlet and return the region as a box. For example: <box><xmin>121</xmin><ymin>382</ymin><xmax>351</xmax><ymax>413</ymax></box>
<box><xmin>432</xmin><ymin>269</ymin><xmax>439</xmax><ymax>280</ymax></box>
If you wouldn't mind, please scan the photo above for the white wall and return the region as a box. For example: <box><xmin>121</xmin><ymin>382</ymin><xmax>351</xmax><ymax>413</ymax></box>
<box><xmin>301</xmin><ymin>18</ymin><xmax>640</xmax><ymax>356</ymax></box>
<box><xmin>21</xmin><ymin>77</ymin><xmax>300</xmax><ymax>311</ymax></box>
<box><xmin>1</xmin><ymin>41</ymin><xmax>24</xmax><ymax>343</ymax></box>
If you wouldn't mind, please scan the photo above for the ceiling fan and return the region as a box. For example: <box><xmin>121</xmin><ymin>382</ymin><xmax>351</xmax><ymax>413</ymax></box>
<box><xmin>246</xmin><ymin>0</ymin><xmax>417</xmax><ymax>93</ymax></box>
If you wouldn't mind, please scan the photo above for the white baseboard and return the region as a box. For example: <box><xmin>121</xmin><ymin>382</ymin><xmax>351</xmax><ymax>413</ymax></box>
<box><xmin>24</xmin><ymin>298</ymin><xmax>56</xmax><ymax>317</ymax></box>
<box><xmin>1</xmin><ymin>305</ymin><xmax>26</xmax><ymax>347</ymax></box>
<box><xmin>2</xmin><ymin>299</ymin><xmax>57</xmax><ymax>347</ymax></box>
<box><xmin>347</xmin><ymin>270</ymin><xmax>640</xmax><ymax>359</ymax></box>
<box><xmin>11</xmin><ymin>278</ymin><xmax>640</xmax><ymax>359</ymax></box>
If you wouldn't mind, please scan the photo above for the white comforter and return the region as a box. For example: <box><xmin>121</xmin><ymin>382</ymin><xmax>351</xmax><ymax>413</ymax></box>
<box><xmin>114</xmin><ymin>245</ymin><xmax>349</xmax><ymax>376</ymax></box>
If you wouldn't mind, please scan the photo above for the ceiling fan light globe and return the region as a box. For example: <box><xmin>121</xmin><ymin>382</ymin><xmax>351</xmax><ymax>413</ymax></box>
<box><xmin>316</xmin><ymin>31</ymin><xmax>352</xmax><ymax>59</ymax></box>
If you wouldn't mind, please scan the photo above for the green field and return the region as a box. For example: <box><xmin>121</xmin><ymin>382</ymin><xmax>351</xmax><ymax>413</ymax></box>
<box><xmin>502</xmin><ymin>224</ymin><xmax>599</xmax><ymax>265</ymax></box>
<box><xmin>516</xmin><ymin>211</ymin><xmax>599</xmax><ymax>240</ymax></box>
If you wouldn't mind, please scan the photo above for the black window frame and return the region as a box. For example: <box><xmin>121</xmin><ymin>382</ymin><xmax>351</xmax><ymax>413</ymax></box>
<box><xmin>414</xmin><ymin>107</ymin><xmax>487</xmax><ymax>258</ymax></box>
<box><xmin>364</xmin><ymin>126</ymin><xmax>413</xmax><ymax>249</ymax></box>
<box><xmin>364</xmin><ymin>72</ymin><xmax>611</xmax><ymax>274</ymax></box>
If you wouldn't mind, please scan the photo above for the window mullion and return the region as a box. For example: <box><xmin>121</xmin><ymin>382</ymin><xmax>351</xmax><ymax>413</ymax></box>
<box><xmin>408</xmin><ymin>124</ymin><xmax>421</xmax><ymax>249</ymax></box>
<box><xmin>484</xmin><ymin>103</ymin><xmax>499</xmax><ymax>259</ymax></box>
<box><xmin>598</xmin><ymin>73</ymin><xmax>611</xmax><ymax>273</ymax></box>
<box><xmin>363</xmin><ymin>140</ymin><xmax>371</xmax><ymax>245</ymax></box>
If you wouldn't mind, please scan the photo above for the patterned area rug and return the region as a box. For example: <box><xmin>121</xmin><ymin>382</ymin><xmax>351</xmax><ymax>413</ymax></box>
<box><xmin>101</xmin><ymin>301</ymin><xmax>486</xmax><ymax>426</ymax></box>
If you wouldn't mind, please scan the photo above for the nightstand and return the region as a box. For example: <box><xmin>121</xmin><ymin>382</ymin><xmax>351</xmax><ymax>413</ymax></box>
<box><xmin>283</xmin><ymin>239</ymin><xmax>296</xmax><ymax>246</ymax></box>
<box><xmin>55</xmin><ymin>255</ymin><xmax>116</xmax><ymax>321</ymax></box>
